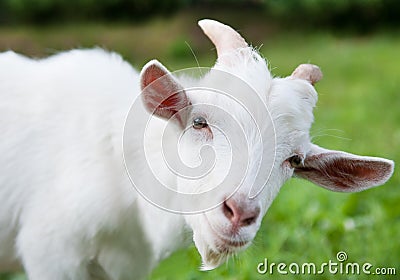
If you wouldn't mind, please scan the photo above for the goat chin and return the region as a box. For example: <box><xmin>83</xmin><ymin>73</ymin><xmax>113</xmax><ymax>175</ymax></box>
<box><xmin>199</xmin><ymin>242</ymin><xmax>251</xmax><ymax>271</ymax></box>
<box><xmin>191</xmin><ymin>213</ymin><xmax>253</xmax><ymax>271</ymax></box>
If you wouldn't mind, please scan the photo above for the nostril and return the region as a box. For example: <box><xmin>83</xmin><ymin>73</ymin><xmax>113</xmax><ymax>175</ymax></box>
<box><xmin>240</xmin><ymin>209</ymin><xmax>260</xmax><ymax>227</ymax></box>
<box><xmin>242</xmin><ymin>216</ymin><xmax>256</xmax><ymax>226</ymax></box>
<box><xmin>222</xmin><ymin>198</ymin><xmax>260</xmax><ymax>228</ymax></box>
<box><xmin>223</xmin><ymin>200</ymin><xmax>234</xmax><ymax>220</ymax></box>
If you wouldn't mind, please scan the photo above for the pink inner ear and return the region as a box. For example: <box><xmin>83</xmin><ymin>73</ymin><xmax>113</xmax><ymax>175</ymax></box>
<box><xmin>141</xmin><ymin>62</ymin><xmax>190</xmax><ymax>126</ymax></box>
<box><xmin>141</xmin><ymin>64</ymin><xmax>167</xmax><ymax>89</ymax></box>
<box><xmin>321</xmin><ymin>157</ymin><xmax>389</xmax><ymax>189</ymax></box>
<box><xmin>294</xmin><ymin>151</ymin><xmax>394</xmax><ymax>192</ymax></box>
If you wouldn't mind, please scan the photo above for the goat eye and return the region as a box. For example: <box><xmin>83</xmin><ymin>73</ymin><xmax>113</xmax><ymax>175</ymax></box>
<box><xmin>193</xmin><ymin>116</ymin><xmax>208</xmax><ymax>129</ymax></box>
<box><xmin>288</xmin><ymin>155</ymin><xmax>303</xmax><ymax>168</ymax></box>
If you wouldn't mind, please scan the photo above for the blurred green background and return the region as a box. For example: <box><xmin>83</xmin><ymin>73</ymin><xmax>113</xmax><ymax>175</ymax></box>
<box><xmin>0</xmin><ymin>0</ymin><xmax>399</xmax><ymax>279</ymax></box>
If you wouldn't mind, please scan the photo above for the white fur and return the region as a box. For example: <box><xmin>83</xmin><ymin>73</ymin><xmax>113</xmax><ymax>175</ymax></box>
<box><xmin>0</xmin><ymin>49</ymin><xmax>187</xmax><ymax>279</ymax></box>
<box><xmin>0</xmin><ymin>45</ymin><xmax>314</xmax><ymax>278</ymax></box>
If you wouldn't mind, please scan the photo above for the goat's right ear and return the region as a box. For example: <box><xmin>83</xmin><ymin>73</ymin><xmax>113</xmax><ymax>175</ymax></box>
<box><xmin>140</xmin><ymin>60</ymin><xmax>190</xmax><ymax>127</ymax></box>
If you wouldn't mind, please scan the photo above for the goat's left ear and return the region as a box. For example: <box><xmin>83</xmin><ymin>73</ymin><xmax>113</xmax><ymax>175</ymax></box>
<box><xmin>140</xmin><ymin>60</ymin><xmax>190</xmax><ymax>127</ymax></box>
<box><xmin>293</xmin><ymin>144</ymin><xmax>394</xmax><ymax>192</ymax></box>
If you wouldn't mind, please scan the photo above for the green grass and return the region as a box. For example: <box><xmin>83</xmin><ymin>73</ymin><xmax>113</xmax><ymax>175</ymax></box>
<box><xmin>0</xmin><ymin>16</ymin><xmax>399</xmax><ymax>280</ymax></box>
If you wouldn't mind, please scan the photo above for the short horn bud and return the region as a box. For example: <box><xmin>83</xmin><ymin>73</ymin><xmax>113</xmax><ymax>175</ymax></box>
<box><xmin>291</xmin><ymin>64</ymin><xmax>323</xmax><ymax>85</ymax></box>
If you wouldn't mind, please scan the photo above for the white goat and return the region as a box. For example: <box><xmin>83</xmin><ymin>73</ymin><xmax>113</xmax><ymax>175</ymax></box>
<box><xmin>0</xmin><ymin>19</ymin><xmax>394</xmax><ymax>279</ymax></box>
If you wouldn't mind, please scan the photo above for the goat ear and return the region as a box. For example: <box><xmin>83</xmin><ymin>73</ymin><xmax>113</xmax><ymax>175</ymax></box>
<box><xmin>140</xmin><ymin>60</ymin><xmax>190</xmax><ymax>126</ymax></box>
<box><xmin>293</xmin><ymin>144</ymin><xmax>394</xmax><ymax>192</ymax></box>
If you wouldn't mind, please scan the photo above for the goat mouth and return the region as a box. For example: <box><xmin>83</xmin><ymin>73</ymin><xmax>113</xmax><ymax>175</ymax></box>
<box><xmin>199</xmin><ymin>230</ymin><xmax>250</xmax><ymax>270</ymax></box>
<box><xmin>216</xmin><ymin>237</ymin><xmax>248</xmax><ymax>249</ymax></box>
<box><xmin>204</xmin><ymin>214</ymin><xmax>250</xmax><ymax>250</ymax></box>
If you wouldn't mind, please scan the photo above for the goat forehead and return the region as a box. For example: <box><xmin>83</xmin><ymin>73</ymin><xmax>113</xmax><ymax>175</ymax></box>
<box><xmin>189</xmin><ymin>93</ymin><xmax>251</xmax><ymax>119</ymax></box>
<box><xmin>187</xmin><ymin>67</ymin><xmax>272</xmax><ymax>119</ymax></box>
<box><xmin>180</xmin><ymin>48</ymin><xmax>271</xmax><ymax>101</ymax></box>
<box><xmin>189</xmin><ymin>93</ymin><xmax>269</xmax><ymax>145</ymax></box>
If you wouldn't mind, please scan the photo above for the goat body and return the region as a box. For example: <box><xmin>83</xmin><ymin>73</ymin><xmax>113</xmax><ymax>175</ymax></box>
<box><xmin>0</xmin><ymin>49</ymin><xmax>188</xmax><ymax>279</ymax></box>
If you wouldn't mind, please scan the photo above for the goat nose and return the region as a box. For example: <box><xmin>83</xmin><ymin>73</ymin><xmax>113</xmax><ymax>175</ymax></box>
<box><xmin>223</xmin><ymin>198</ymin><xmax>260</xmax><ymax>228</ymax></box>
